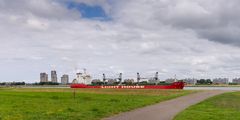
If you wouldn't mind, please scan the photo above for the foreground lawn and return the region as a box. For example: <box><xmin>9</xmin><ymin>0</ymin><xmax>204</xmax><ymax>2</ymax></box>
<box><xmin>174</xmin><ymin>91</ymin><xmax>240</xmax><ymax>120</ymax></box>
<box><xmin>0</xmin><ymin>88</ymin><xmax>193</xmax><ymax>120</ymax></box>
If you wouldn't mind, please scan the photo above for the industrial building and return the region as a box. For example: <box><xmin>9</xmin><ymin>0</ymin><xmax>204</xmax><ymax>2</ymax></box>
<box><xmin>40</xmin><ymin>73</ymin><xmax>48</xmax><ymax>82</ymax></box>
<box><xmin>61</xmin><ymin>74</ymin><xmax>69</xmax><ymax>84</ymax></box>
<box><xmin>183</xmin><ymin>78</ymin><xmax>197</xmax><ymax>85</ymax></box>
<box><xmin>232</xmin><ymin>78</ymin><xmax>240</xmax><ymax>84</ymax></box>
<box><xmin>51</xmin><ymin>70</ymin><xmax>58</xmax><ymax>83</ymax></box>
<box><xmin>212</xmin><ymin>78</ymin><xmax>229</xmax><ymax>84</ymax></box>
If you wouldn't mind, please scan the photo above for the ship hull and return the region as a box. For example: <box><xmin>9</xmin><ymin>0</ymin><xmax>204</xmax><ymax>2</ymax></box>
<box><xmin>71</xmin><ymin>82</ymin><xmax>184</xmax><ymax>89</ymax></box>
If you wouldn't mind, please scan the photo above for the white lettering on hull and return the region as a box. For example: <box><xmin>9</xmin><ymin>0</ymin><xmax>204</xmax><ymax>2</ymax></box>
<box><xmin>100</xmin><ymin>86</ymin><xmax>145</xmax><ymax>89</ymax></box>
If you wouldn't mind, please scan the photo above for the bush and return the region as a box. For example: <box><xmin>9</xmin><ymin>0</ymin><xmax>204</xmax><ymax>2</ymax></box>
<box><xmin>37</xmin><ymin>82</ymin><xmax>59</xmax><ymax>85</ymax></box>
<box><xmin>229</xmin><ymin>83</ymin><xmax>238</xmax><ymax>85</ymax></box>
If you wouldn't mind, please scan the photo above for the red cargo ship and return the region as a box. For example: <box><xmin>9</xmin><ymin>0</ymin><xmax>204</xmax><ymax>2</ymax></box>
<box><xmin>70</xmin><ymin>81</ymin><xmax>184</xmax><ymax>89</ymax></box>
<box><xmin>71</xmin><ymin>71</ymin><xmax>184</xmax><ymax>89</ymax></box>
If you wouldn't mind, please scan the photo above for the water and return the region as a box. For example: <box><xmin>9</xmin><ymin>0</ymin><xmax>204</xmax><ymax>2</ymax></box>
<box><xmin>13</xmin><ymin>86</ymin><xmax>240</xmax><ymax>91</ymax></box>
<box><xmin>184</xmin><ymin>86</ymin><xmax>240</xmax><ymax>91</ymax></box>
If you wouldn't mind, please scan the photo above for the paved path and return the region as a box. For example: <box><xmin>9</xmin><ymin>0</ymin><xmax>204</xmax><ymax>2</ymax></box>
<box><xmin>104</xmin><ymin>90</ymin><xmax>228</xmax><ymax>120</ymax></box>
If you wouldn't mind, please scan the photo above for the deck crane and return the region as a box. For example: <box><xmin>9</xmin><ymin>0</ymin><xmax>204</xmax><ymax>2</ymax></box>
<box><xmin>118</xmin><ymin>73</ymin><xmax>122</xmax><ymax>85</ymax></box>
<box><xmin>136</xmin><ymin>72</ymin><xmax>159</xmax><ymax>85</ymax></box>
<box><xmin>102</xmin><ymin>73</ymin><xmax>123</xmax><ymax>85</ymax></box>
<box><xmin>154</xmin><ymin>72</ymin><xmax>159</xmax><ymax>85</ymax></box>
<box><xmin>137</xmin><ymin>72</ymin><xmax>141</xmax><ymax>85</ymax></box>
<box><xmin>102</xmin><ymin>73</ymin><xmax>106</xmax><ymax>85</ymax></box>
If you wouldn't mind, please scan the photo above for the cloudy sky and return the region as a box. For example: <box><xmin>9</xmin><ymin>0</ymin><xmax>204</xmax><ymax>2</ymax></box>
<box><xmin>1</xmin><ymin>0</ymin><xmax>240</xmax><ymax>82</ymax></box>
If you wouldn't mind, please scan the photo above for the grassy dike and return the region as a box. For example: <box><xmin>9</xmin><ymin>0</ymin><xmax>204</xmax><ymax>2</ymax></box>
<box><xmin>174</xmin><ymin>91</ymin><xmax>240</xmax><ymax>120</ymax></box>
<box><xmin>0</xmin><ymin>88</ymin><xmax>194</xmax><ymax>120</ymax></box>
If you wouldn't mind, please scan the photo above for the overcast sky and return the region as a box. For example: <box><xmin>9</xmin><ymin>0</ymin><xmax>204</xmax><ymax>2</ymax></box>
<box><xmin>1</xmin><ymin>0</ymin><xmax>240</xmax><ymax>82</ymax></box>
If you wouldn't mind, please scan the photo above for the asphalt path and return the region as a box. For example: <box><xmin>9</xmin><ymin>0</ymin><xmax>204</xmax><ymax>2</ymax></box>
<box><xmin>104</xmin><ymin>90</ymin><xmax>229</xmax><ymax>120</ymax></box>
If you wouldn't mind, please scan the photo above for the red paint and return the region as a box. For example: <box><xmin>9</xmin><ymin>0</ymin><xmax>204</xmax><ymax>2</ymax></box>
<box><xmin>70</xmin><ymin>82</ymin><xmax>184</xmax><ymax>89</ymax></box>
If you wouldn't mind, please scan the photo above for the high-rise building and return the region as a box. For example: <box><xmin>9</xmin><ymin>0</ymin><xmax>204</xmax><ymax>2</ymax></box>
<box><xmin>40</xmin><ymin>73</ymin><xmax>48</xmax><ymax>82</ymax></box>
<box><xmin>61</xmin><ymin>74</ymin><xmax>69</xmax><ymax>84</ymax></box>
<box><xmin>51</xmin><ymin>70</ymin><xmax>58</xmax><ymax>83</ymax></box>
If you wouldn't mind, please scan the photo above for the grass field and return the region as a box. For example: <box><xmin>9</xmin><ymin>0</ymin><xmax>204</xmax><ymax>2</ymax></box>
<box><xmin>0</xmin><ymin>88</ymin><xmax>194</xmax><ymax>120</ymax></box>
<box><xmin>174</xmin><ymin>91</ymin><xmax>240</xmax><ymax>120</ymax></box>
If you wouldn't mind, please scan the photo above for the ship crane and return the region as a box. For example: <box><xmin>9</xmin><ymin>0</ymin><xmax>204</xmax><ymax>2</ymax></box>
<box><xmin>154</xmin><ymin>72</ymin><xmax>159</xmax><ymax>85</ymax></box>
<box><xmin>118</xmin><ymin>73</ymin><xmax>122</xmax><ymax>85</ymax></box>
<box><xmin>102</xmin><ymin>73</ymin><xmax>106</xmax><ymax>85</ymax></box>
<box><xmin>102</xmin><ymin>73</ymin><xmax>123</xmax><ymax>85</ymax></box>
<box><xmin>102</xmin><ymin>72</ymin><xmax>159</xmax><ymax>85</ymax></box>
<box><xmin>155</xmin><ymin>72</ymin><xmax>159</xmax><ymax>81</ymax></box>
<box><xmin>137</xmin><ymin>72</ymin><xmax>147</xmax><ymax>85</ymax></box>
<box><xmin>137</xmin><ymin>72</ymin><xmax>159</xmax><ymax>85</ymax></box>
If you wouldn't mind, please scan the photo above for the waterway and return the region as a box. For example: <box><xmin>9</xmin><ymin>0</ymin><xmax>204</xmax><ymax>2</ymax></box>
<box><xmin>7</xmin><ymin>86</ymin><xmax>240</xmax><ymax>91</ymax></box>
<box><xmin>184</xmin><ymin>86</ymin><xmax>240</xmax><ymax>91</ymax></box>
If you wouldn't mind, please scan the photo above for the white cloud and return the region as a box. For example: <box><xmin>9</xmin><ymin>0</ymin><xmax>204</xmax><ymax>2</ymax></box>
<box><xmin>1</xmin><ymin>0</ymin><xmax>240</xmax><ymax>82</ymax></box>
<box><xmin>26</xmin><ymin>18</ymin><xmax>49</xmax><ymax>30</ymax></box>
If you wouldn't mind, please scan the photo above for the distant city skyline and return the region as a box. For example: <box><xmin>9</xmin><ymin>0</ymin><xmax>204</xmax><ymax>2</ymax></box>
<box><xmin>38</xmin><ymin>69</ymin><xmax>240</xmax><ymax>85</ymax></box>
<box><xmin>1</xmin><ymin>0</ymin><xmax>240</xmax><ymax>82</ymax></box>
<box><xmin>36</xmin><ymin>69</ymin><xmax>239</xmax><ymax>84</ymax></box>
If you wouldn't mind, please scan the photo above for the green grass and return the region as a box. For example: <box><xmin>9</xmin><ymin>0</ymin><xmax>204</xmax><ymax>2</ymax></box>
<box><xmin>0</xmin><ymin>88</ymin><xmax>194</xmax><ymax>120</ymax></box>
<box><xmin>174</xmin><ymin>91</ymin><xmax>240</xmax><ymax>120</ymax></box>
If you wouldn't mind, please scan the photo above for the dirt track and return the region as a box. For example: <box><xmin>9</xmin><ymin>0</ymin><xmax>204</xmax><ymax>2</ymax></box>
<box><xmin>104</xmin><ymin>90</ymin><xmax>228</xmax><ymax>120</ymax></box>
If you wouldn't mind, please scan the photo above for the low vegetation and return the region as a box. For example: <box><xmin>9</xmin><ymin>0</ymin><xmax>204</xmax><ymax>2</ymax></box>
<box><xmin>0</xmin><ymin>88</ymin><xmax>194</xmax><ymax>120</ymax></box>
<box><xmin>174</xmin><ymin>91</ymin><xmax>240</xmax><ymax>120</ymax></box>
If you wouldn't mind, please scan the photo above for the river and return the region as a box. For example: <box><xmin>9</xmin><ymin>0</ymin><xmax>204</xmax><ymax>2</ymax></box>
<box><xmin>184</xmin><ymin>86</ymin><xmax>240</xmax><ymax>91</ymax></box>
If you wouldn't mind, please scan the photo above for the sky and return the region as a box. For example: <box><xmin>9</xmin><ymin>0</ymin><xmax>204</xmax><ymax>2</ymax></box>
<box><xmin>1</xmin><ymin>0</ymin><xmax>240</xmax><ymax>83</ymax></box>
